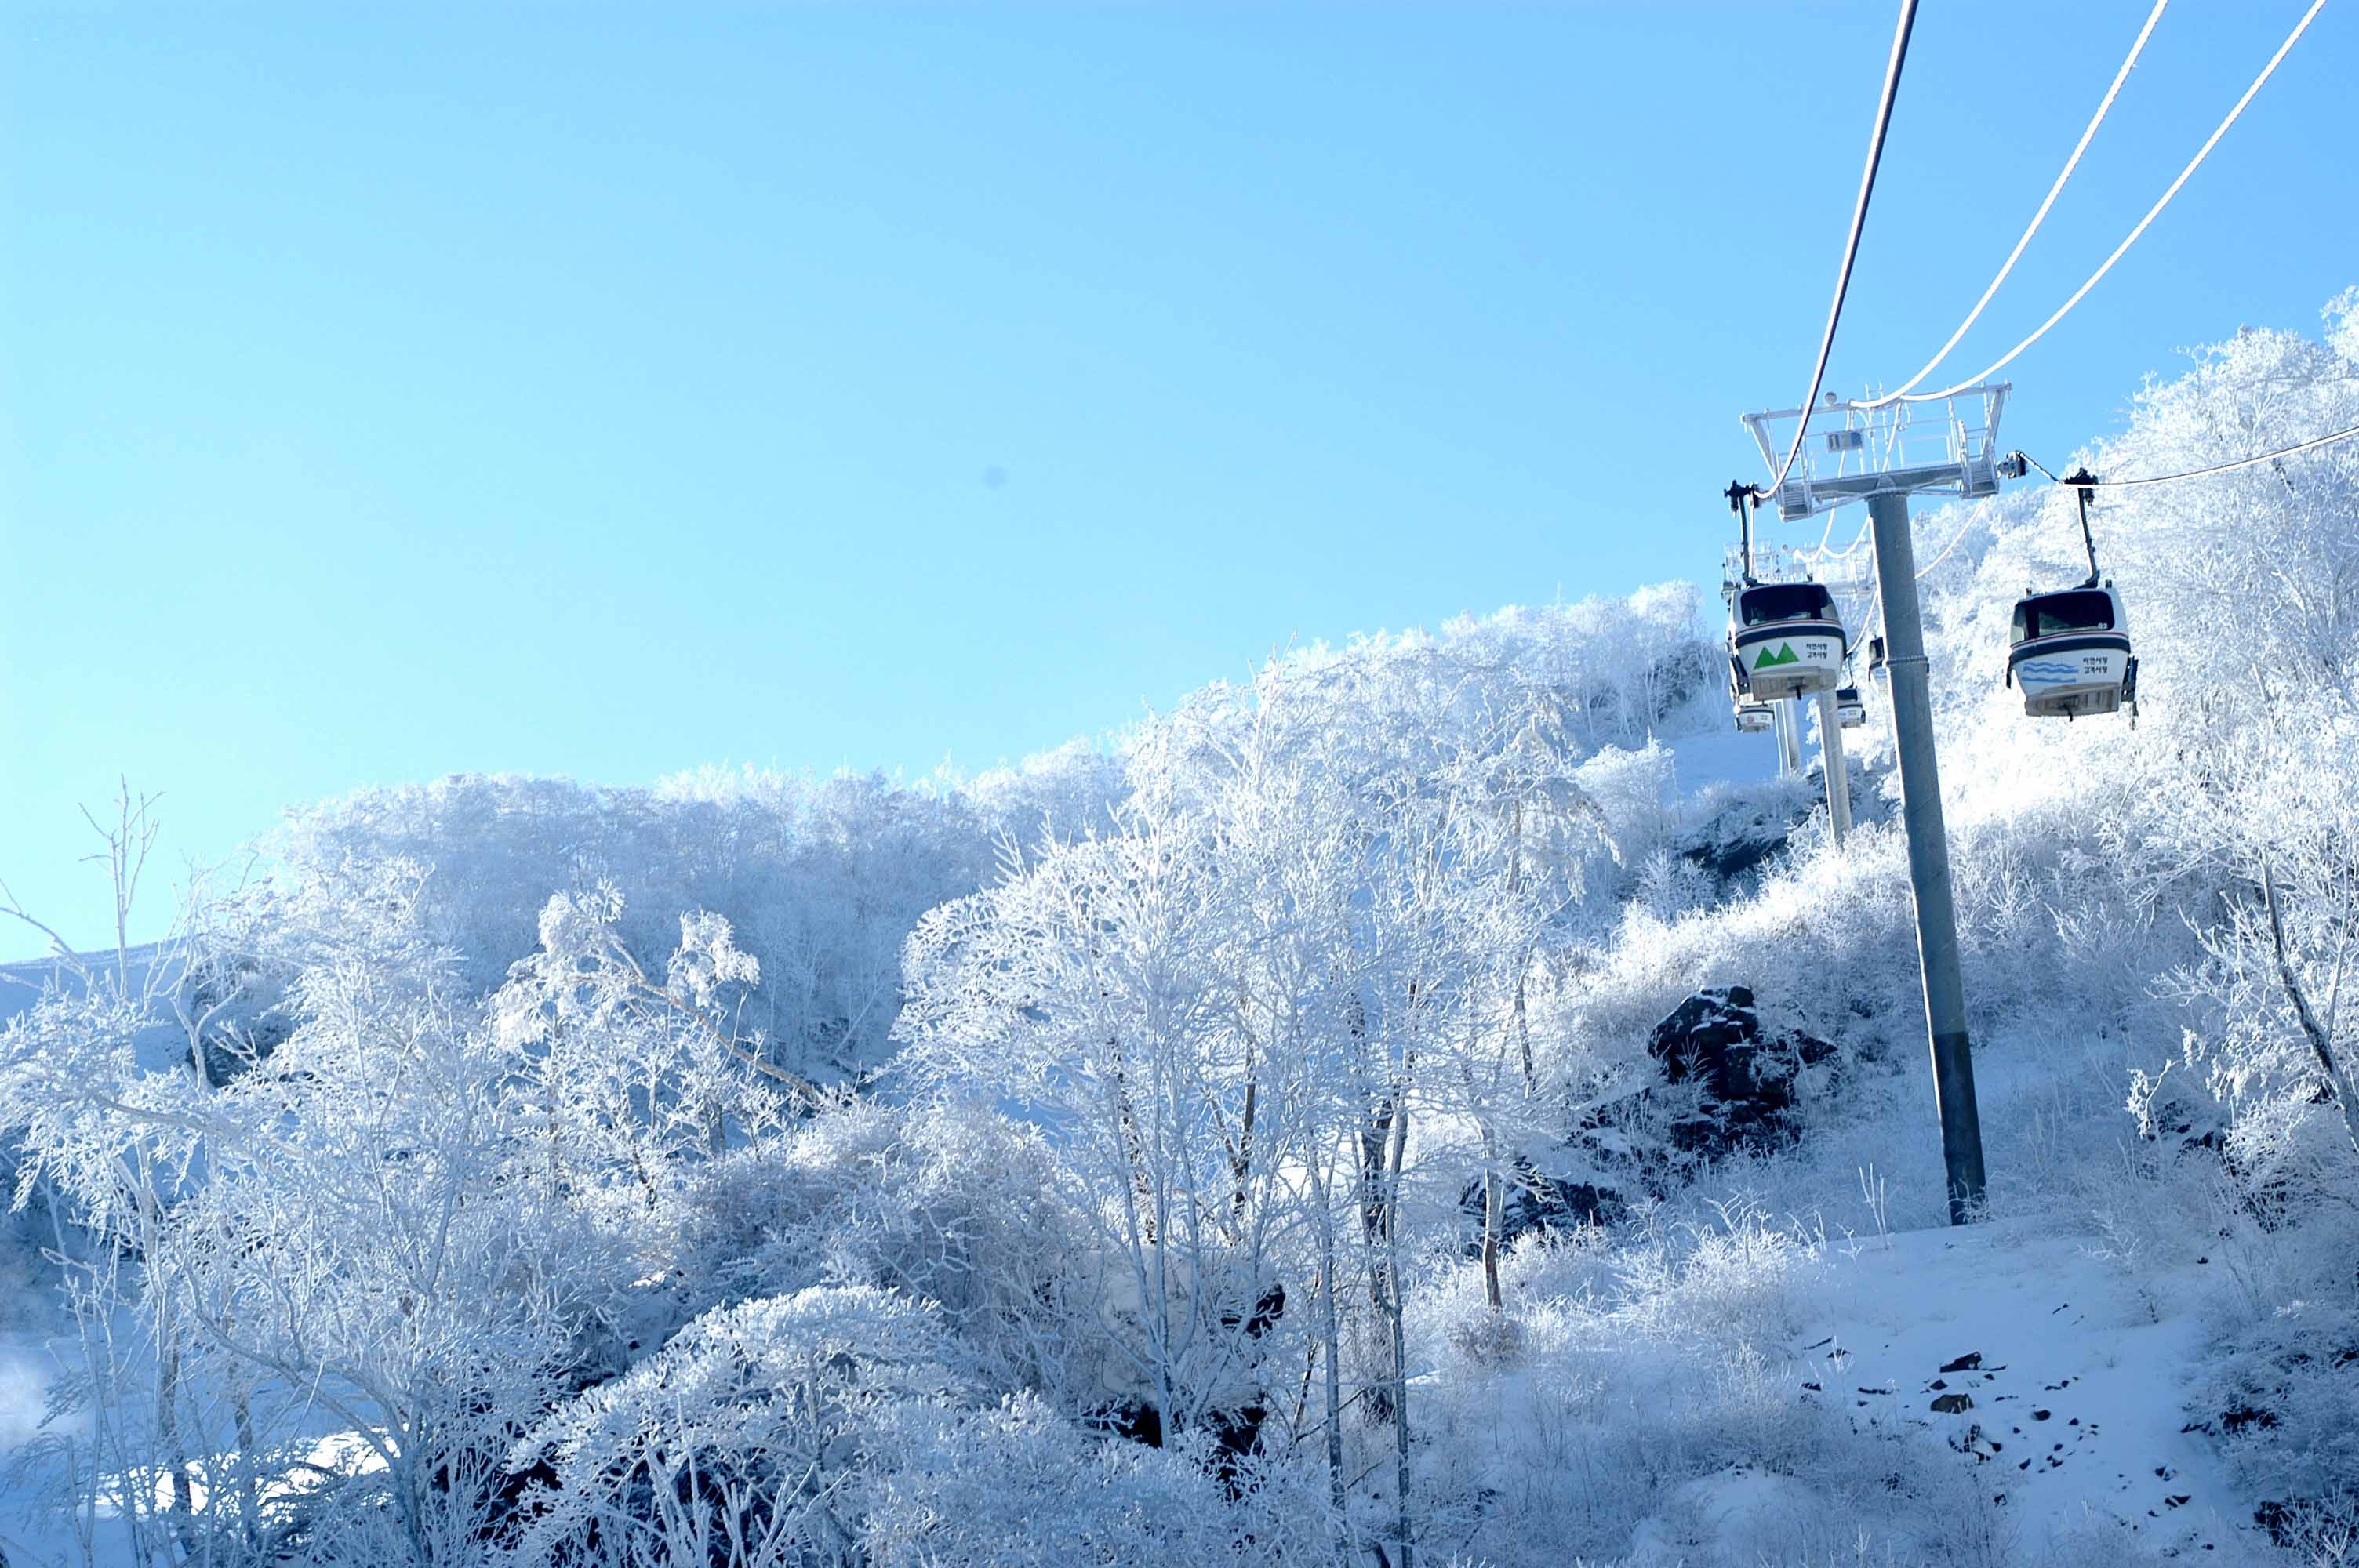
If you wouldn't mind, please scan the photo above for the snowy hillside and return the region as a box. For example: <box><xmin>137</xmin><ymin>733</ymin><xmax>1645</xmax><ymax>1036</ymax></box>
<box><xmin>3</xmin><ymin>296</ymin><xmax>2358</xmax><ymax>1566</ymax></box>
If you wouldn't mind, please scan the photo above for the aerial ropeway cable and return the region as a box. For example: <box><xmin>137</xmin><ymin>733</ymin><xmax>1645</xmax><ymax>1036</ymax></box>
<box><xmin>1856</xmin><ymin>0</ymin><xmax>2168</xmax><ymax>411</ymax></box>
<box><xmin>2012</xmin><ymin>422</ymin><xmax>2359</xmax><ymax>489</ymax></box>
<box><xmin>1762</xmin><ymin>0</ymin><xmax>1921</xmax><ymax>496</ymax></box>
<box><xmin>1908</xmin><ymin>423</ymin><xmax>2358</xmax><ymax>585</ymax></box>
<box><xmin>1913</xmin><ymin>510</ymin><xmax>1979</xmax><ymax>579</ymax></box>
<box><xmin>1884</xmin><ymin>0</ymin><xmax>2330</xmax><ymax>405</ymax></box>
<box><xmin>1817</xmin><ymin>510</ymin><xmax>1875</xmax><ymax>563</ymax></box>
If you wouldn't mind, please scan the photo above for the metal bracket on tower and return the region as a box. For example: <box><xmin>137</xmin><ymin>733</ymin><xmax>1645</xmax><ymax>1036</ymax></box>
<box><xmin>1742</xmin><ymin>383</ymin><xmax>2012</xmax><ymax>524</ymax></box>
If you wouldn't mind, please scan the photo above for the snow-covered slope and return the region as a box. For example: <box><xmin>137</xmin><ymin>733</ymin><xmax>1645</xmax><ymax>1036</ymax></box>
<box><xmin>1776</xmin><ymin>1223</ymin><xmax>2257</xmax><ymax>1562</ymax></box>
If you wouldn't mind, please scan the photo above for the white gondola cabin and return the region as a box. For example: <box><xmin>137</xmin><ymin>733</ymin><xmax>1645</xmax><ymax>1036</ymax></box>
<box><xmin>1834</xmin><ymin>684</ymin><xmax>1866</xmax><ymax>728</ymax></box>
<box><xmin>2007</xmin><ymin>585</ymin><xmax>2136</xmax><ymax>719</ymax></box>
<box><xmin>1733</xmin><ymin>700</ymin><xmax>1774</xmax><ymax>734</ymax></box>
<box><xmin>1729</xmin><ymin>581</ymin><xmax>1845</xmax><ymax>702</ymax></box>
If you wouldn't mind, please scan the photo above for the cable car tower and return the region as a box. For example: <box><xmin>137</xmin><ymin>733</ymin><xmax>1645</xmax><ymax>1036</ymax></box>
<box><xmin>1736</xmin><ymin>381</ymin><xmax>2011</xmax><ymax>1225</ymax></box>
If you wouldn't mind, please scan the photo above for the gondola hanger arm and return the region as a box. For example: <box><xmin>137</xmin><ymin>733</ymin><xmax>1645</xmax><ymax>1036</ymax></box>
<box><xmin>1725</xmin><ymin>481</ymin><xmax>1762</xmax><ymax>585</ymax></box>
<box><xmin>2064</xmin><ymin>466</ymin><xmax>2103</xmax><ymax>587</ymax></box>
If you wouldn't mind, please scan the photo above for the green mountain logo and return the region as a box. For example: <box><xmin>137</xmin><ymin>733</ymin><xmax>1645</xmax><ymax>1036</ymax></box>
<box><xmin>1754</xmin><ymin>644</ymin><xmax>1801</xmax><ymax>670</ymax></box>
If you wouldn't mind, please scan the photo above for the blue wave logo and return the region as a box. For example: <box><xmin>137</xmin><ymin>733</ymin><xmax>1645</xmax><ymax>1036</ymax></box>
<box><xmin>2018</xmin><ymin>661</ymin><xmax>2087</xmax><ymax>678</ymax></box>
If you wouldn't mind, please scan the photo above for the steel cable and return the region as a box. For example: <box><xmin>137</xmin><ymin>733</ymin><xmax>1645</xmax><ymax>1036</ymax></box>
<box><xmin>1764</xmin><ymin>0</ymin><xmax>1921</xmax><ymax>495</ymax></box>
<box><xmin>1891</xmin><ymin>0</ymin><xmax>2330</xmax><ymax>404</ymax></box>
<box><xmin>2016</xmin><ymin>423</ymin><xmax>2359</xmax><ymax>488</ymax></box>
<box><xmin>1858</xmin><ymin>0</ymin><xmax>2169</xmax><ymax>411</ymax></box>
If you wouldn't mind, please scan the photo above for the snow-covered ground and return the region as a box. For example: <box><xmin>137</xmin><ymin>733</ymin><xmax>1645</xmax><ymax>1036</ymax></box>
<box><xmin>1627</xmin><ymin>1219</ymin><xmax>2270</xmax><ymax>1564</ymax></box>
<box><xmin>1662</xmin><ymin>717</ymin><xmax>1784</xmax><ymax>800</ymax></box>
<box><xmin>1808</xmin><ymin>1222</ymin><xmax>2252</xmax><ymax>1558</ymax></box>
<box><xmin>0</xmin><ymin>1218</ymin><xmax>2277</xmax><ymax>1566</ymax></box>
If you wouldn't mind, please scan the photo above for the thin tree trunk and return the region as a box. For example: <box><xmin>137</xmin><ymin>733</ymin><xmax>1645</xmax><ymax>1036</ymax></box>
<box><xmin>1383</xmin><ymin>1094</ymin><xmax>1413</xmax><ymax>1568</ymax></box>
<box><xmin>1510</xmin><ymin>804</ymin><xmax>1535</xmax><ymax>1092</ymax></box>
<box><xmin>131</xmin><ymin>1164</ymin><xmax>199</xmax><ymax>1565</ymax></box>
<box><xmin>1360</xmin><ymin>1094</ymin><xmax>1395</xmax><ymax>1315</ymax></box>
<box><xmin>1312</xmin><ymin>1160</ymin><xmax>1347</xmax><ymax>1515</ymax></box>
<box><xmin>2263</xmin><ymin>860</ymin><xmax>2359</xmax><ymax>1157</ymax></box>
<box><xmin>1230</xmin><ymin>1075</ymin><xmax>1257</xmax><ymax>1226</ymax></box>
<box><xmin>1108</xmin><ymin>1036</ymin><xmax>1158</xmax><ymax>1244</ymax></box>
<box><xmin>220</xmin><ymin>1300</ymin><xmax>263</xmax><ymax>1554</ymax></box>
<box><xmin>1514</xmin><ymin>967</ymin><xmax>1534</xmax><ymax>1094</ymax></box>
<box><xmin>154</xmin><ymin>1305</ymin><xmax>198</xmax><ymax>1561</ymax></box>
<box><xmin>1480</xmin><ymin>1124</ymin><xmax>1504</xmax><ymax>1312</ymax></box>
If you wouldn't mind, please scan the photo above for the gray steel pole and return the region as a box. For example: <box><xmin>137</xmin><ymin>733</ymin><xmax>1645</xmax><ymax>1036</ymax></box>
<box><xmin>1774</xmin><ymin>699</ymin><xmax>1803</xmax><ymax>777</ymax></box>
<box><xmin>1815</xmin><ymin>687</ymin><xmax>1851</xmax><ymax>844</ymax></box>
<box><xmin>1867</xmin><ymin>487</ymin><xmax>1986</xmax><ymax>1223</ymax></box>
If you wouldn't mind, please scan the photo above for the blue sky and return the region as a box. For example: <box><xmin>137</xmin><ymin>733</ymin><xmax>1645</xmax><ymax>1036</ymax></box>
<box><xmin>3</xmin><ymin>1</ymin><xmax>2350</xmax><ymax>952</ymax></box>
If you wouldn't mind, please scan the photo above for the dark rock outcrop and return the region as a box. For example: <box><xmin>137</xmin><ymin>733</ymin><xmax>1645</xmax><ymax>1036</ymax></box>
<box><xmin>1105</xmin><ymin>1280</ymin><xmax>1286</xmax><ymax>1494</ymax></box>
<box><xmin>1459</xmin><ymin>1158</ymin><xmax>1623</xmax><ymax>1257</ymax></box>
<box><xmin>1645</xmin><ymin>985</ymin><xmax>1836</xmax><ymax>1158</ymax></box>
<box><xmin>1680</xmin><ymin>782</ymin><xmax>1816</xmax><ymax>886</ymax></box>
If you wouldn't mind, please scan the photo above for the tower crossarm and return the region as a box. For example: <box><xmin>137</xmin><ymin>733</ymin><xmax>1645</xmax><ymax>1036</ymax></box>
<box><xmin>1744</xmin><ymin>383</ymin><xmax>2010</xmax><ymax>522</ymax></box>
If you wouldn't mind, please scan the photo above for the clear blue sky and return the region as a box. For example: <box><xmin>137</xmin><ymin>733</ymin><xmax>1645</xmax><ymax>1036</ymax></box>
<box><xmin>4</xmin><ymin>1</ymin><xmax>2350</xmax><ymax>952</ymax></box>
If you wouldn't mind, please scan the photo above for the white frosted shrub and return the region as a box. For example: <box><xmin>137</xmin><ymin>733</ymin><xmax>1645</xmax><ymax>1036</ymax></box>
<box><xmin>511</xmin><ymin>1287</ymin><xmax>963</xmax><ymax>1567</ymax></box>
<box><xmin>656</xmin><ymin>1100</ymin><xmax>1095</xmax><ymax>1401</ymax></box>
<box><xmin>858</xmin><ymin>1392</ymin><xmax>1339</xmax><ymax>1566</ymax></box>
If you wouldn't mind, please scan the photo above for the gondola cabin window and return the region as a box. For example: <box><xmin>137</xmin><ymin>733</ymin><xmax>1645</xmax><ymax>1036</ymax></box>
<box><xmin>1739</xmin><ymin>584</ymin><xmax>1835</xmax><ymax>626</ymax></box>
<box><xmin>2012</xmin><ymin>591</ymin><xmax>2115</xmax><ymax>643</ymax></box>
